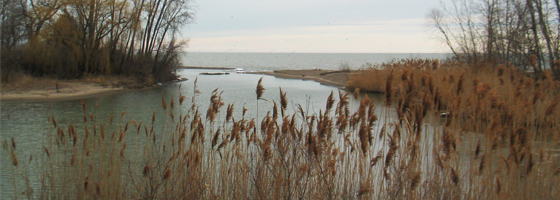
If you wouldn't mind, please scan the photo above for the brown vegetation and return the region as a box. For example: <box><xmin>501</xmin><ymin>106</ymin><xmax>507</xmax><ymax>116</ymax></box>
<box><xmin>3</xmin><ymin>59</ymin><xmax>560</xmax><ymax>199</ymax></box>
<box><xmin>1</xmin><ymin>73</ymin><xmax>144</xmax><ymax>92</ymax></box>
<box><xmin>1</xmin><ymin>0</ymin><xmax>194</xmax><ymax>84</ymax></box>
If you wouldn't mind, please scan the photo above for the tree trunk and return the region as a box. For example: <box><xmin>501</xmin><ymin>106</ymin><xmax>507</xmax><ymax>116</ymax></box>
<box><xmin>535</xmin><ymin>0</ymin><xmax>556</xmax><ymax>69</ymax></box>
<box><xmin>527</xmin><ymin>0</ymin><xmax>543</xmax><ymax>71</ymax></box>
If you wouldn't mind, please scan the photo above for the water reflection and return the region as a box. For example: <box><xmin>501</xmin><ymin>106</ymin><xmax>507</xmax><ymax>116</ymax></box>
<box><xmin>1</xmin><ymin>69</ymin><xmax>386</xmax><ymax>198</ymax></box>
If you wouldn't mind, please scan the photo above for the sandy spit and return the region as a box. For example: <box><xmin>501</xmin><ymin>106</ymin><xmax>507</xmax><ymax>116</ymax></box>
<box><xmin>1</xmin><ymin>83</ymin><xmax>132</xmax><ymax>103</ymax></box>
<box><xmin>246</xmin><ymin>69</ymin><xmax>352</xmax><ymax>88</ymax></box>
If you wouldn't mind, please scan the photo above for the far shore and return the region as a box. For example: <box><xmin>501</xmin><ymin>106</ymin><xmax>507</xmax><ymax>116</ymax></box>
<box><xmin>180</xmin><ymin>66</ymin><xmax>352</xmax><ymax>88</ymax></box>
<box><xmin>246</xmin><ymin>69</ymin><xmax>352</xmax><ymax>88</ymax></box>
<box><xmin>1</xmin><ymin>68</ymin><xmax>352</xmax><ymax>103</ymax></box>
<box><xmin>180</xmin><ymin>66</ymin><xmax>236</xmax><ymax>70</ymax></box>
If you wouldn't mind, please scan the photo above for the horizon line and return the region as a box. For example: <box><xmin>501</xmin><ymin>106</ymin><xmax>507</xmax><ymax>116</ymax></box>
<box><xmin>183</xmin><ymin>51</ymin><xmax>453</xmax><ymax>54</ymax></box>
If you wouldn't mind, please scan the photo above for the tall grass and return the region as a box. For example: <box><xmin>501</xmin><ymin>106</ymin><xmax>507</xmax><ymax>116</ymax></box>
<box><xmin>3</xmin><ymin>60</ymin><xmax>560</xmax><ymax>199</ymax></box>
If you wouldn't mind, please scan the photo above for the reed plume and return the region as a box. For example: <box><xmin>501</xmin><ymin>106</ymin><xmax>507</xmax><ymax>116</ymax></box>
<box><xmin>428</xmin><ymin>75</ymin><xmax>435</xmax><ymax>95</ymax></box>
<box><xmin>474</xmin><ymin>140</ymin><xmax>480</xmax><ymax>158</ymax></box>
<box><xmin>279</xmin><ymin>87</ymin><xmax>288</xmax><ymax>117</ymax></box>
<box><xmin>358</xmin><ymin>124</ymin><xmax>369</xmax><ymax>154</ymax></box>
<box><xmin>256</xmin><ymin>77</ymin><xmax>265</xmax><ymax>100</ymax></box>
<box><xmin>44</xmin><ymin>147</ymin><xmax>50</xmax><ymax>157</ymax></box>
<box><xmin>529</xmin><ymin>55</ymin><xmax>538</xmax><ymax>72</ymax></box>
<box><xmin>226</xmin><ymin>103</ymin><xmax>234</xmax><ymax>122</ymax></box>
<box><xmin>545</xmin><ymin>96</ymin><xmax>559</xmax><ymax>117</ymax></box>
<box><xmin>11</xmin><ymin>152</ymin><xmax>18</xmax><ymax>167</ymax></box>
<box><xmin>497</xmin><ymin>65</ymin><xmax>505</xmax><ymax>76</ymax></box>
<box><xmin>456</xmin><ymin>72</ymin><xmax>465</xmax><ymax>95</ymax></box>
<box><xmin>272</xmin><ymin>101</ymin><xmax>278</xmax><ymax>119</ymax></box>
<box><xmin>410</xmin><ymin>172</ymin><xmax>421</xmax><ymax>190</ymax></box>
<box><xmin>527</xmin><ymin>154</ymin><xmax>534</xmax><ymax>174</ymax></box>
<box><xmin>163</xmin><ymin>168</ymin><xmax>172</xmax><ymax>180</ymax></box>
<box><xmin>5</xmin><ymin>59</ymin><xmax>560</xmax><ymax>199</ymax></box>
<box><xmin>162</xmin><ymin>93</ymin><xmax>168</xmax><ymax>110</ymax></box>
<box><xmin>479</xmin><ymin>153</ymin><xmax>486</xmax><ymax>174</ymax></box>
<box><xmin>84</xmin><ymin>177</ymin><xmax>90</xmax><ymax>191</ymax></box>
<box><xmin>50</xmin><ymin>115</ymin><xmax>59</xmax><ymax>129</ymax></box>
<box><xmin>432</xmin><ymin>59</ymin><xmax>439</xmax><ymax>70</ymax></box>
<box><xmin>357</xmin><ymin>184</ymin><xmax>372</xmax><ymax>197</ymax></box>
<box><xmin>384</xmin><ymin>70</ymin><xmax>394</xmax><ymax>106</ymax></box>
<box><xmin>450</xmin><ymin>167</ymin><xmax>459</xmax><ymax>185</ymax></box>
<box><xmin>370</xmin><ymin>151</ymin><xmax>383</xmax><ymax>167</ymax></box>
<box><xmin>179</xmin><ymin>94</ymin><xmax>186</xmax><ymax>105</ymax></box>
<box><xmin>142</xmin><ymin>164</ymin><xmax>151</xmax><ymax>177</ymax></box>
<box><xmin>11</xmin><ymin>137</ymin><xmax>16</xmax><ymax>150</ymax></box>
<box><xmin>326</xmin><ymin>91</ymin><xmax>335</xmax><ymax>113</ymax></box>
<box><xmin>496</xmin><ymin>178</ymin><xmax>501</xmax><ymax>194</ymax></box>
<box><xmin>385</xmin><ymin>145</ymin><xmax>397</xmax><ymax>169</ymax></box>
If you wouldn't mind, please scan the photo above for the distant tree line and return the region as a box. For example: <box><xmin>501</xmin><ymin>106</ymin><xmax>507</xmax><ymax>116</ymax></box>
<box><xmin>429</xmin><ymin>0</ymin><xmax>559</xmax><ymax>74</ymax></box>
<box><xmin>1</xmin><ymin>0</ymin><xmax>194</xmax><ymax>83</ymax></box>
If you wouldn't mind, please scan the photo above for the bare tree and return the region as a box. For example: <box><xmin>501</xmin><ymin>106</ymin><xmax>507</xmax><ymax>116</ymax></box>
<box><xmin>1</xmin><ymin>0</ymin><xmax>27</xmax><ymax>49</ymax></box>
<box><xmin>1</xmin><ymin>0</ymin><xmax>195</xmax><ymax>82</ymax></box>
<box><xmin>428</xmin><ymin>0</ymin><xmax>559</xmax><ymax>74</ymax></box>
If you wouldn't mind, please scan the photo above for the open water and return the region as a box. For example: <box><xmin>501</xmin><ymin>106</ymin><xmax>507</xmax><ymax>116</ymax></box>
<box><xmin>181</xmin><ymin>52</ymin><xmax>451</xmax><ymax>70</ymax></box>
<box><xmin>0</xmin><ymin>52</ymin><xmax>449</xmax><ymax>198</ymax></box>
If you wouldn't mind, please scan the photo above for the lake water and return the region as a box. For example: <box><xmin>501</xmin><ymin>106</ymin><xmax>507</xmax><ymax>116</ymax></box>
<box><xmin>0</xmin><ymin>68</ymin><xmax>384</xmax><ymax>198</ymax></box>
<box><xmin>181</xmin><ymin>52</ymin><xmax>451</xmax><ymax>70</ymax></box>
<box><xmin>0</xmin><ymin>53</ymin><xmax>448</xmax><ymax>198</ymax></box>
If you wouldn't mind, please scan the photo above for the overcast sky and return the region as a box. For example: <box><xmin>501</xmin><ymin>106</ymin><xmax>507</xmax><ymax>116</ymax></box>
<box><xmin>182</xmin><ymin>0</ymin><xmax>449</xmax><ymax>53</ymax></box>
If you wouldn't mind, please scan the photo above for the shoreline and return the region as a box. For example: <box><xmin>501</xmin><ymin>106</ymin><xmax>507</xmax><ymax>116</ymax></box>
<box><xmin>1</xmin><ymin>68</ymin><xmax>350</xmax><ymax>103</ymax></box>
<box><xmin>180</xmin><ymin>66</ymin><xmax>352</xmax><ymax>88</ymax></box>
<box><xmin>1</xmin><ymin>85</ymin><xmax>155</xmax><ymax>103</ymax></box>
<box><xmin>180</xmin><ymin>66</ymin><xmax>236</xmax><ymax>70</ymax></box>
<box><xmin>1</xmin><ymin>84</ymin><xmax>175</xmax><ymax>103</ymax></box>
<box><xmin>246</xmin><ymin>69</ymin><xmax>352</xmax><ymax>88</ymax></box>
<box><xmin>0</xmin><ymin>75</ymin><xmax>171</xmax><ymax>103</ymax></box>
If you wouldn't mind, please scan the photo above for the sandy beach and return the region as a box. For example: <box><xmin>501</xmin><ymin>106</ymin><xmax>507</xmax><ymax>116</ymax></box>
<box><xmin>1</xmin><ymin>81</ymin><xmax>131</xmax><ymax>103</ymax></box>
<box><xmin>0</xmin><ymin>75</ymin><xmax>158</xmax><ymax>103</ymax></box>
<box><xmin>1</xmin><ymin>84</ymin><xmax>127</xmax><ymax>103</ymax></box>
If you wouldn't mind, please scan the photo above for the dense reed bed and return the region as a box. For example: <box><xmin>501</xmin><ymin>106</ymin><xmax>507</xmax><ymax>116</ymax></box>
<box><xmin>348</xmin><ymin>59</ymin><xmax>560</xmax><ymax>198</ymax></box>
<box><xmin>3</xmin><ymin>60</ymin><xmax>560</xmax><ymax>199</ymax></box>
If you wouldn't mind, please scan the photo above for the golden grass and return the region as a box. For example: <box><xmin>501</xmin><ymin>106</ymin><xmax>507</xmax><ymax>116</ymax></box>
<box><xmin>0</xmin><ymin>72</ymin><xmax>54</xmax><ymax>91</ymax></box>
<box><xmin>3</xmin><ymin>59</ymin><xmax>560</xmax><ymax>199</ymax></box>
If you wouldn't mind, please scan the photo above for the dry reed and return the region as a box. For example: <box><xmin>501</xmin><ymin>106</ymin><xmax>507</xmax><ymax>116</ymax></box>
<box><xmin>2</xmin><ymin>58</ymin><xmax>559</xmax><ymax>199</ymax></box>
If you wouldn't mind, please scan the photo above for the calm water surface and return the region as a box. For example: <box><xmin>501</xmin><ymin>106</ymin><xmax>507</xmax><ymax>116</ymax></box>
<box><xmin>3</xmin><ymin>52</ymin><xmax>447</xmax><ymax>197</ymax></box>
<box><xmin>0</xmin><ymin>69</ymin><xmax>387</xmax><ymax>198</ymax></box>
